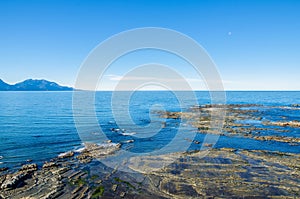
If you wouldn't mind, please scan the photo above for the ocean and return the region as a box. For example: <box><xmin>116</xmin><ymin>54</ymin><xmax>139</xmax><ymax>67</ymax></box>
<box><xmin>0</xmin><ymin>91</ymin><xmax>300</xmax><ymax>169</ymax></box>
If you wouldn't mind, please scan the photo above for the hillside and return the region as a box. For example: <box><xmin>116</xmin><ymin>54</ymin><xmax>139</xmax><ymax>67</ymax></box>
<box><xmin>0</xmin><ymin>79</ymin><xmax>73</xmax><ymax>91</ymax></box>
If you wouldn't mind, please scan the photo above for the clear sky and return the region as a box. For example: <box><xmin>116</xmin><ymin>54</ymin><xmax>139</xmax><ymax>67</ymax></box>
<box><xmin>0</xmin><ymin>0</ymin><xmax>300</xmax><ymax>90</ymax></box>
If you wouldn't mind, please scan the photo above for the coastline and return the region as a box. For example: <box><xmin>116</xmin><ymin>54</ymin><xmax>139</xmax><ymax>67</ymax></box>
<box><xmin>1</xmin><ymin>103</ymin><xmax>300</xmax><ymax>198</ymax></box>
<box><xmin>0</xmin><ymin>145</ymin><xmax>299</xmax><ymax>198</ymax></box>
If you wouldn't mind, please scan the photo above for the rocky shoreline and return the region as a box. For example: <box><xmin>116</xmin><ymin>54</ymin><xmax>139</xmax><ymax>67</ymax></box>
<box><xmin>0</xmin><ymin>145</ymin><xmax>299</xmax><ymax>198</ymax></box>
<box><xmin>1</xmin><ymin>104</ymin><xmax>300</xmax><ymax>198</ymax></box>
<box><xmin>159</xmin><ymin>104</ymin><xmax>300</xmax><ymax>146</ymax></box>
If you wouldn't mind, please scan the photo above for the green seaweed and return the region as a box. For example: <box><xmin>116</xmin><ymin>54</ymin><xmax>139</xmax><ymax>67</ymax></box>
<box><xmin>91</xmin><ymin>185</ymin><xmax>105</xmax><ymax>198</ymax></box>
<box><xmin>114</xmin><ymin>177</ymin><xmax>135</xmax><ymax>189</ymax></box>
<box><xmin>70</xmin><ymin>178</ymin><xmax>87</xmax><ymax>186</ymax></box>
<box><xmin>83</xmin><ymin>169</ymin><xmax>90</xmax><ymax>175</ymax></box>
<box><xmin>198</xmin><ymin>126</ymin><xmax>209</xmax><ymax>130</ymax></box>
<box><xmin>91</xmin><ymin>174</ymin><xmax>99</xmax><ymax>180</ymax></box>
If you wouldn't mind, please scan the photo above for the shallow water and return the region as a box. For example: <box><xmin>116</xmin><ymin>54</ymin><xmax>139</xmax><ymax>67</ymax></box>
<box><xmin>0</xmin><ymin>91</ymin><xmax>300</xmax><ymax>169</ymax></box>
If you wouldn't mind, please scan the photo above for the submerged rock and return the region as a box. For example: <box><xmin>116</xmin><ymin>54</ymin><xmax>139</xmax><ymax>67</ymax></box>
<box><xmin>159</xmin><ymin>104</ymin><xmax>300</xmax><ymax>148</ymax></box>
<box><xmin>268</xmin><ymin>121</ymin><xmax>300</xmax><ymax>128</ymax></box>
<box><xmin>253</xmin><ymin>135</ymin><xmax>300</xmax><ymax>143</ymax></box>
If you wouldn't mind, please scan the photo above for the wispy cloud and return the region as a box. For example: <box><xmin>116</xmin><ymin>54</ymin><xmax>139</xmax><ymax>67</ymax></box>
<box><xmin>105</xmin><ymin>74</ymin><xmax>235</xmax><ymax>83</ymax></box>
<box><xmin>103</xmin><ymin>74</ymin><xmax>239</xmax><ymax>90</ymax></box>
<box><xmin>105</xmin><ymin>74</ymin><xmax>205</xmax><ymax>83</ymax></box>
<box><xmin>105</xmin><ymin>74</ymin><xmax>123</xmax><ymax>81</ymax></box>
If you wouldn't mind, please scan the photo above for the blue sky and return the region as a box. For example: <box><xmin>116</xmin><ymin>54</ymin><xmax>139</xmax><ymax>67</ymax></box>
<box><xmin>0</xmin><ymin>0</ymin><xmax>300</xmax><ymax>90</ymax></box>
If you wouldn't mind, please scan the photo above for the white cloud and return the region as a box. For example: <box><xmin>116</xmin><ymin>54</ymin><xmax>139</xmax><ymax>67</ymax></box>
<box><xmin>105</xmin><ymin>74</ymin><xmax>123</xmax><ymax>81</ymax></box>
<box><xmin>102</xmin><ymin>74</ymin><xmax>239</xmax><ymax>91</ymax></box>
<box><xmin>105</xmin><ymin>74</ymin><xmax>204</xmax><ymax>83</ymax></box>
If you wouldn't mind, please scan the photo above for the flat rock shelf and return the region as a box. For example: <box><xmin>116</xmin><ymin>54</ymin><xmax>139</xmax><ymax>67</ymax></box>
<box><xmin>0</xmin><ymin>147</ymin><xmax>299</xmax><ymax>198</ymax></box>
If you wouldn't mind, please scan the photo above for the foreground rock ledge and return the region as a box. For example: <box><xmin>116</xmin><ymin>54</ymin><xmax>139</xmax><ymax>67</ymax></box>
<box><xmin>0</xmin><ymin>146</ymin><xmax>299</xmax><ymax>198</ymax></box>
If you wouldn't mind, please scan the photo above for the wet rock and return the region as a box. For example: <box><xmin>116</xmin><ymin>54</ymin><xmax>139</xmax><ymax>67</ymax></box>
<box><xmin>1</xmin><ymin>147</ymin><xmax>300</xmax><ymax>198</ymax></box>
<box><xmin>120</xmin><ymin>191</ymin><xmax>126</xmax><ymax>197</ymax></box>
<box><xmin>76</xmin><ymin>143</ymin><xmax>121</xmax><ymax>163</ymax></box>
<box><xmin>79</xmin><ymin>142</ymin><xmax>121</xmax><ymax>160</ymax></box>
<box><xmin>268</xmin><ymin>121</ymin><xmax>300</xmax><ymax>128</ymax></box>
<box><xmin>67</xmin><ymin>170</ymin><xmax>82</xmax><ymax>179</ymax></box>
<box><xmin>253</xmin><ymin>136</ymin><xmax>300</xmax><ymax>143</ymax></box>
<box><xmin>0</xmin><ymin>167</ymin><xmax>8</xmax><ymax>172</ymax></box>
<box><xmin>159</xmin><ymin>104</ymin><xmax>300</xmax><ymax>149</ymax></box>
<box><xmin>221</xmin><ymin>148</ymin><xmax>236</xmax><ymax>152</ymax></box>
<box><xmin>160</xmin><ymin>112</ymin><xmax>182</xmax><ymax>119</ymax></box>
<box><xmin>112</xmin><ymin>184</ymin><xmax>118</xmax><ymax>192</ymax></box>
<box><xmin>1</xmin><ymin>172</ymin><xmax>28</xmax><ymax>190</ymax></box>
<box><xmin>203</xmin><ymin>143</ymin><xmax>213</xmax><ymax>147</ymax></box>
<box><xmin>76</xmin><ymin>153</ymin><xmax>92</xmax><ymax>164</ymax></box>
<box><xmin>162</xmin><ymin>181</ymin><xmax>200</xmax><ymax>197</ymax></box>
<box><xmin>42</xmin><ymin>162</ymin><xmax>57</xmax><ymax>169</ymax></box>
<box><xmin>131</xmin><ymin>149</ymin><xmax>300</xmax><ymax>197</ymax></box>
<box><xmin>291</xmin><ymin>104</ymin><xmax>300</xmax><ymax>107</ymax></box>
<box><xmin>20</xmin><ymin>163</ymin><xmax>37</xmax><ymax>172</ymax></box>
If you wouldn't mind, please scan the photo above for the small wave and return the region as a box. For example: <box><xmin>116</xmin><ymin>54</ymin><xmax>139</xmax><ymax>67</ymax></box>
<box><xmin>58</xmin><ymin>151</ymin><xmax>73</xmax><ymax>158</ymax></box>
<box><xmin>236</xmin><ymin>119</ymin><xmax>262</xmax><ymax>125</ymax></box>
<box><xmin>0</xmin><ymin>156</ymin><xmax>3</xmax><ymax>160</ymax></box>
<box><xmin>121</xmin><ymin>132</ymin><xmax>136</xmax><ymax>136</ymax></box>
<box><xmin>0</xmin><ymin>162</ymin><xmax>3</xmax><ymax>164</ymax></box>
<box><xmin>121</xmin><ymin>140</ymin><xmax>134</xmax><ymax>143</ymax></box>
<box><xmin>74</xmin><ymin>147</ymin><xmax>85</xmax><ymax>153</ymax></box>
<box><xmin>111</xmin><ymin>128</ymin><xmax>120</xmax><ymax>132</ymax></box>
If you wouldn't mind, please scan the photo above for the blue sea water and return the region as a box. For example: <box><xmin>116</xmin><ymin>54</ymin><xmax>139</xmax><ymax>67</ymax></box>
<box><xmin>0</xmin><ymin>91</ymin><xmax>300</xmax><ymax>169</ymax></box>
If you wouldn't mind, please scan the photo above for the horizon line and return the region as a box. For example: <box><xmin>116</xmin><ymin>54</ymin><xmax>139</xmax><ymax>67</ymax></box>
<box><xmin>2</xmin><ymin>90</ymin><xmax>300</xmax><ymax>92</ymax></box>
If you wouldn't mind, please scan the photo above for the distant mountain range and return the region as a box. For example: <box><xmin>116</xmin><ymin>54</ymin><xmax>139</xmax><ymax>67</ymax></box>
<box><xmin>0</xmin><ymin>79</ymin><xmax>73</xmax><ymax>91</ymax></box>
